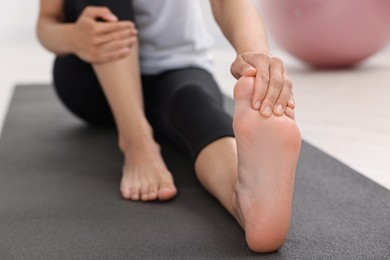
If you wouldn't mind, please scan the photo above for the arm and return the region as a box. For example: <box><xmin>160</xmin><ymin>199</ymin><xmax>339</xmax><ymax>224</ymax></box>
<box><xmin>36</xmin><ymin>0</ymin><xmax>137</xmax><ymax>63</ymax></box>
<box><xmin>36</xmin><ymin>0</ymin><xmax>75</xmax><ymax>55</ymax></box>
<box><xmin>210</xmin><ymin>0</ymin><xmax>295</xmax><ymax>117</ymax></box>
<box><xmin>210</xmin><ymin>0</ymin><xmax>269</xmax><ymax>55</ymax></box>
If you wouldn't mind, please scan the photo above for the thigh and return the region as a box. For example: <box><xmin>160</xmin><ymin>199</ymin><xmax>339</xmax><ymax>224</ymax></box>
<box><xmin>142</xmin><ymin>67</ymin><xmax>234</xmax><ymax>161</ymax></box>
<box><xmin>53</xmin><ymin>55</ymin><xmax>115</xmax><ymax>126</ymax></box>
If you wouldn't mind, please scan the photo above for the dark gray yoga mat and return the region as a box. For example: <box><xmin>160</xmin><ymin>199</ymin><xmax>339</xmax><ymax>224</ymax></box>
<box><xmin>0</xmin><ymin>85</ymin><xmax>389</xmax><ymax>259</ymax></box>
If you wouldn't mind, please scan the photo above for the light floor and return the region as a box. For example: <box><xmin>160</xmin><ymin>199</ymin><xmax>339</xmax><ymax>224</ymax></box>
<box><xmin>0</xmin><ymin>39</ymin><xmax>389</xmax><ymax>190</ymax></box>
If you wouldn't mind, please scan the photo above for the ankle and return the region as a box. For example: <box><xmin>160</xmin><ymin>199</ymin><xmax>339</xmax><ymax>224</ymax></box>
<box><xmin>118</xmin><ymin>131</ymin><xmax>156</xmax><ymax>154</ymax></box>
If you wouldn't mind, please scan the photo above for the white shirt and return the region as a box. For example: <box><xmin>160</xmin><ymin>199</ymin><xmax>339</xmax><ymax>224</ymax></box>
<box><xmin>133</xmin><ymin>0</ymin><xmax>214</xmax><ymax>75</ymax></box>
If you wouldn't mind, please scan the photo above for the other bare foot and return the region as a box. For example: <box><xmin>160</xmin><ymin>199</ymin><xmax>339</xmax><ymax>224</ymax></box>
<box><xmin>120</xmin><ymin>139</ymin><xmax>177</xmax><ymax>201</ymax></box>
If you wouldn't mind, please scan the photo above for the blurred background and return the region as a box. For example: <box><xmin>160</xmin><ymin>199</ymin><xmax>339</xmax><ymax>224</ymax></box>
<box><xmin>0</xmin><ymin>0</ymin><xmax>389</xmax><ymax>189</ymax></box>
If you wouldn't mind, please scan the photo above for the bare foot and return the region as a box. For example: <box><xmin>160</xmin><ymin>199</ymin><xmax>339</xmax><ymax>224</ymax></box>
<box><xmin>120</xmin><ymin>140</ymin><xmax>177</xmax><ymax>201</ymax></box>
<box><xmin>232</xmin><ymin>77</ymin><xmax>302</xmax><ymax>252</ymax></box>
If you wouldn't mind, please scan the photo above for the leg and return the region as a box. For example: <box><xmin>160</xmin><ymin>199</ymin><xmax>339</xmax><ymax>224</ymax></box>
<box><xmin>142</xmin><ymin>69</ymin><xmax>299</xmax><ymax>251</ymax></box>
<box><xmin>195</xmin><ymin>77</ymin><xmax>301</xmax><ymax>253</ymax></box>
<box><xmin>53</xmin><ymin>0</ymin><xmax>176</xmax><ymax>201</ymax></box>
<box><xmin>94</xmin><ymin>42</ymin><xmax>177</xmax><ymax>201</ymax></box>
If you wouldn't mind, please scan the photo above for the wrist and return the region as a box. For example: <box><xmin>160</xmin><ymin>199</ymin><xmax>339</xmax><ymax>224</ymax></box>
<box><xmin>237</xmin><ymin>47</ymin><xmax>270</xmax><ymax>56</ymax></box>
<box><xmin>235</xmin><ymin>40</ymin><xmax>270</xmax><ymax>56</ymax></box>
<box><xmin>62</xmin><ymin>24</ymin><xmax>77</xmax><ymax>55</ymax></box>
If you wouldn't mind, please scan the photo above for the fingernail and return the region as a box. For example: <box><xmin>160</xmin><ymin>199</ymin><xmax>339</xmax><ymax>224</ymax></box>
<box><xmin>289</xmin><ymin>98</ymin><xmax>295</xmax><ymax>107</ymax></box>
<box><xmin>109</xmin><ymin>14</ymin><xmax>118</xmax><ymax>21</ymax></box>
<box><xmin>254</xmin><ymin>101</ymin><xmax>261</xmax><ymax>110</ymax></box>
<box><xmin>275</xmin><ymin>104</ymin><xmax>283</xmax><ymax>115</ymax></box>
<box><xmin>245</xmin><ymin>67</ymin><xmax>256</xmax><ymax>75</ymax></box>
<box><xmin>263</xmin><ymin>106</ymin><xmax>272</xmax><ymax>117</ymax></box>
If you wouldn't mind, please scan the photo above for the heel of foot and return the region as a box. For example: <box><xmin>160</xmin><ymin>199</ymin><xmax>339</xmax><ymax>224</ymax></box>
<box><xmin>233</xmin><ymin>187</ymin><xmax>290</xmax><ymax>253</ymax></box>
<box><xmin>246</xmin><ymin>229</ymin><xmax>287</xmax><ymax>253</ymax></box>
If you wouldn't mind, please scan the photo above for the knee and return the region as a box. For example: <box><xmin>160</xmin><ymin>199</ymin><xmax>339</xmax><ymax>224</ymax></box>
<box><xmin>172</xmin><ymin>84</ymin><xmax>212</xmax><ymax>108</ymax></box>
<box><xmin>75</xmin><ymin>1</ymin><xmax>135</xmax><ymax>22</ymax></box>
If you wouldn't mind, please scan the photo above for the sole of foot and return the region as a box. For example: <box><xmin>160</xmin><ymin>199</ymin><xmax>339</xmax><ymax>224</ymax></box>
<box><xmin>233</xmin><ymin>76</ymin><xmax>302</xmax><ymax>253</ymax></box>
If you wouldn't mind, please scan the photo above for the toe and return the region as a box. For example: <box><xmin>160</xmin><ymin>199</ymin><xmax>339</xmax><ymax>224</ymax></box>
<box><xmin>120</xmin><ymin>186</ymin><xmax>131</xmax><ymax>200</ymax></box>
<box><xmin>147</xmin><ymin>184</ymin><xmax>158</xmax><ymax>201</ymax></box>
<box><xmin>233</xmin><ymin>77</ymin><xmax>258</xmax><ymax>132</ymax></box>
<box><xmin>234</xmin><ymin>76</ymin><xmax>255</xmax><ymax>101</ymax></box>
<box><xmin>158</xmin><ymin>183</ymin><xmax>177</xmax><ymax>201</ymax></box>
<box><xmin>140</xmin><ymin>193</ymin><xmax>149</xmax><ymax>201</ymax></box>
<box><xmin>140</xmin><ymin>185</ymin><xmax>150</xmax><ymax>201</ymax></box>
<box><xmin>284</xmin><ymin>107</ymin><xmax>295</xmax><ymax>120</ymax></box>
<box><xmin>129</xmin><ymin>186</ymin><xmax>140</xmax><ymax>201</ymax></box>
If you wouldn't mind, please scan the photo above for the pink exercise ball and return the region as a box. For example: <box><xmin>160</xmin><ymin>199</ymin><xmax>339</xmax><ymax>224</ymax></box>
<box><xmin>258</xmin><ymin>0</ymin><xmax>390</xmax><ymax>68</ymax></box>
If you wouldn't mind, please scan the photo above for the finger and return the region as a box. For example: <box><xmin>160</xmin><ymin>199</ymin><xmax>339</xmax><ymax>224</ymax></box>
<box><xmin>95</xmin><ymin>48</ymin><xmax>130</xmax><ymax>64</ymax></box>
<box><xmin>284</xmin><ymin>107</ymin><xmax>295</xmax><ymax>120</ymax></box>
<box><xmin>95</xmin><ymin>27</ymin><xmax>137</xmax><ymax>45</ymax></box>
<box><xmin>242</xmin><ymin>53</ymin><xmax>270</xmax><ymax>110</ymax></box>
<box><xmin>100</xmin><ymin>37</ymin><xmax>136</xmax><ymax>52</ymax></box>
<box><xmin>274</xmin><ymin>70</ymin><xmax>293</xmax><ymax>116</ymax></box>
<box><xmin>96</xmin><ymin>21</ymin><xmax>135</xmax><ymax>35</ymax></box>
<box><xmin>284</xmin><ymin>68</ymin><xmax>296</xmax><ymax>109</ymax></box>
<box><xmin>259</xmin><ymin>56</ymin><xmax>283</xmax><ymax>117</ymax></box>
<box><xmin>83</xmin><ymin>6</ymin><xmax>118</xmax><ymax>22</ymax></box>
<box><xmin>230</xmin><ymin>56</ymin><xmax>256</xmax><ymax>79</ymax></box>
<box><xmin>288</xmin><ymin>94</ymin><xmax>296</xmax><ymax>109</ymax></box>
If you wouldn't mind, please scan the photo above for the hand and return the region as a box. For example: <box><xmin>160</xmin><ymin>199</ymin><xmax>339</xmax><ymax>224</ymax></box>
<box><xmin>231</xmin><ymin>52</ymin><xmax>295</xmax><ymax>117</ymax></box>
<box><xmin>71</xmin><ymin>6</ymin><xmax>138</xmax><ymax>64</ymax></box>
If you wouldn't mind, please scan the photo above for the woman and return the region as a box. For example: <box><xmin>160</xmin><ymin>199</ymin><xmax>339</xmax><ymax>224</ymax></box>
<box><xmin>37</xmin><ymin>0</ymin><xmax>301</xmax><ymax>253</ymax></box>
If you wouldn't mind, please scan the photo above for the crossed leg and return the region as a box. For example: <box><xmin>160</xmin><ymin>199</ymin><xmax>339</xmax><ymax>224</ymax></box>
<box><xmin>195</xmin><ymin>76</ymin><xmax>301</xmax><ymax>253</ymax></box>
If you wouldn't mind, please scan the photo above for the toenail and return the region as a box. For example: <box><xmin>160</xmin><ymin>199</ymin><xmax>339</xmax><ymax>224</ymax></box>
<box><xmin>263</xmin><ymin>106</ymin><xmax>272</xmax><ymax>117</ymax></box>
<box><xmin>254</xmin><ymin>101</ymin><xmax>261</xmax><ymax>110</ymax></box>
<box><xmin>275</xmin><ymin>104</ymin><xmax>283</xmax><ymax>115</ymax></box>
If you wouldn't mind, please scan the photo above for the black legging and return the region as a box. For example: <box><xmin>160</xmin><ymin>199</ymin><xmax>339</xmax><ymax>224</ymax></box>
<box><xmin>53</xmin><ymin>0</ymin><xmax>234</xmax><ymax>161</ymax></box>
